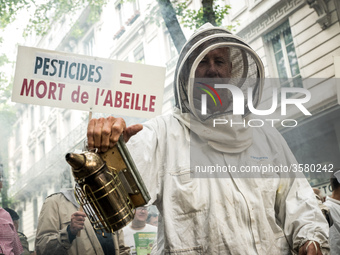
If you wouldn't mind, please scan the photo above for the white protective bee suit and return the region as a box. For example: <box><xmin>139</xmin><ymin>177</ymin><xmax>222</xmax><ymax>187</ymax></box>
<box><xmin>126</xmin><ymin>24</ymin><xmax>330</xmax><ymax>254</ymax></box>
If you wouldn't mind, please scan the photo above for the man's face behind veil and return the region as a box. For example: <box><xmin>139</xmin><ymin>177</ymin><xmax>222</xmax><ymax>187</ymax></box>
<box><xmin>193</xmin><ymin>47</ymin><xmax>233</xmax><ymax>114</ymax></box>
<box><xmin>195</xmin><ymin>47</ymin><xmax>231</xmax><ymax>79</ymax></box>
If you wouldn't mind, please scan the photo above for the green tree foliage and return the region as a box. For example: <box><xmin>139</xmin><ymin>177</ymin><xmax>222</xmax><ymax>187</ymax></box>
<box><xmin>154</xmin><ymin>0</ymin><xmax>236</xmax><ymax>53</ymax></box>
<box><xmin>0</xmin><ymin>0</ymin><xmax>26</xmax><ymax>29</ymax></box>
<box><xmin>175</xmin><ymin>0</ymin><xmax>231</xmax><ymax>29</ymax></box>
<box><xmin>0</xmin><ymin>0</ymin><xmax>108</xmax><ymax>36</ymax></box>
<box><xmin>1</xmin><ymin>0</ymin><xmax>237</xmax><ymax>53</ymax></box>
<box><xmin>26</xmin><ymin>0</ymin><xmax>106</xmax><ymax>36</ymax></box>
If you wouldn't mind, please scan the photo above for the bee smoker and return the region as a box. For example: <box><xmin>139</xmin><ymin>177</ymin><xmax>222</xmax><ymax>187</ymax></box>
<box><xmin>65</xmin><ymin>136</ymin><xmax>150</xmax><ymax>233</ymax></box>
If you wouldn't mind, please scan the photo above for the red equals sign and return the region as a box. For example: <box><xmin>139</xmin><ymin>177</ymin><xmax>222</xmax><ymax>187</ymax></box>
<box><xmin>120</xmin><ymin>73</ymin><xmax>133</xmax><ymax>85</ymax></box>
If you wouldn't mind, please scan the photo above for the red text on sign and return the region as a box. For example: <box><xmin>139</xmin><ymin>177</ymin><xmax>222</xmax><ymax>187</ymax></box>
<box><xmin>20</xmin><ymin>78</ymin><xmax>65</xmax><ymax>100</ymax></box>
<box><xmin>95</xmin><ymin>88</ymin><xmax>156</xmax><ymax>112</ymax></box>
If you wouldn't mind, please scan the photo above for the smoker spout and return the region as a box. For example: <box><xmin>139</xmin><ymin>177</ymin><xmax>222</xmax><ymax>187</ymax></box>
<box><xmin>65</xmin><ymin>153</ymin><xmax>86</xmax><ymax>170</ymax></box>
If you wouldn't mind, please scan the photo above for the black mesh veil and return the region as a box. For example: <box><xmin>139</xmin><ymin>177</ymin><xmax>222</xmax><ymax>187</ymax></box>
<box><xmin>174</xmin><ymin>24</ymin><xmax>265</xmax><ymax>121</ymax></box>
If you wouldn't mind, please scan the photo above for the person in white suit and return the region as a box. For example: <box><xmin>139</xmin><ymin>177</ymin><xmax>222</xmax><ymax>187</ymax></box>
<box><xmin>87</xmin><ymin>24</ymin><xmax>329</xmax><ymax>255</ymax></box>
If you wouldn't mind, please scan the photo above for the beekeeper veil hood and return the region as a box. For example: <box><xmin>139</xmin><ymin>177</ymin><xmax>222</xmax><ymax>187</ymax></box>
<box><xmin>173</xmin><ymin>23</ymin><xmax>265</xmax><ymax>153</ymax></box>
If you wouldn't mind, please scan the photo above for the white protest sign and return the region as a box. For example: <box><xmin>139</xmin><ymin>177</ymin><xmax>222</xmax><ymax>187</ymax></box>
<box><xmin>12</xmin><ymin>46</ymin><xmax>166</xmax><ymax>118</ymax></box>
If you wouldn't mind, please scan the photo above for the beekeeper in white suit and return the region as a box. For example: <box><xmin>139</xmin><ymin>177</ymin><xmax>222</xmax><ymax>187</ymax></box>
<box><xmin>87</xmin><ymin>24</ymin><xmax>329</xmax><ymax>255</ymax></box>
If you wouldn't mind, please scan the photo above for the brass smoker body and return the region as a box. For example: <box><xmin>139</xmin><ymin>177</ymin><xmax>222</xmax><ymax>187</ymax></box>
<box><xmin>66</xmin><ymin>151</ymin><xmax>134</xmax><ymax>233</ymax></box>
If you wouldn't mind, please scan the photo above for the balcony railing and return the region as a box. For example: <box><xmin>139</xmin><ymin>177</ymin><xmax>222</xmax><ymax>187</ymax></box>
<box><xmin>9</xmin><ymin>120</ymin><xmax>88</xmax><ymax>197</ymax></box>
